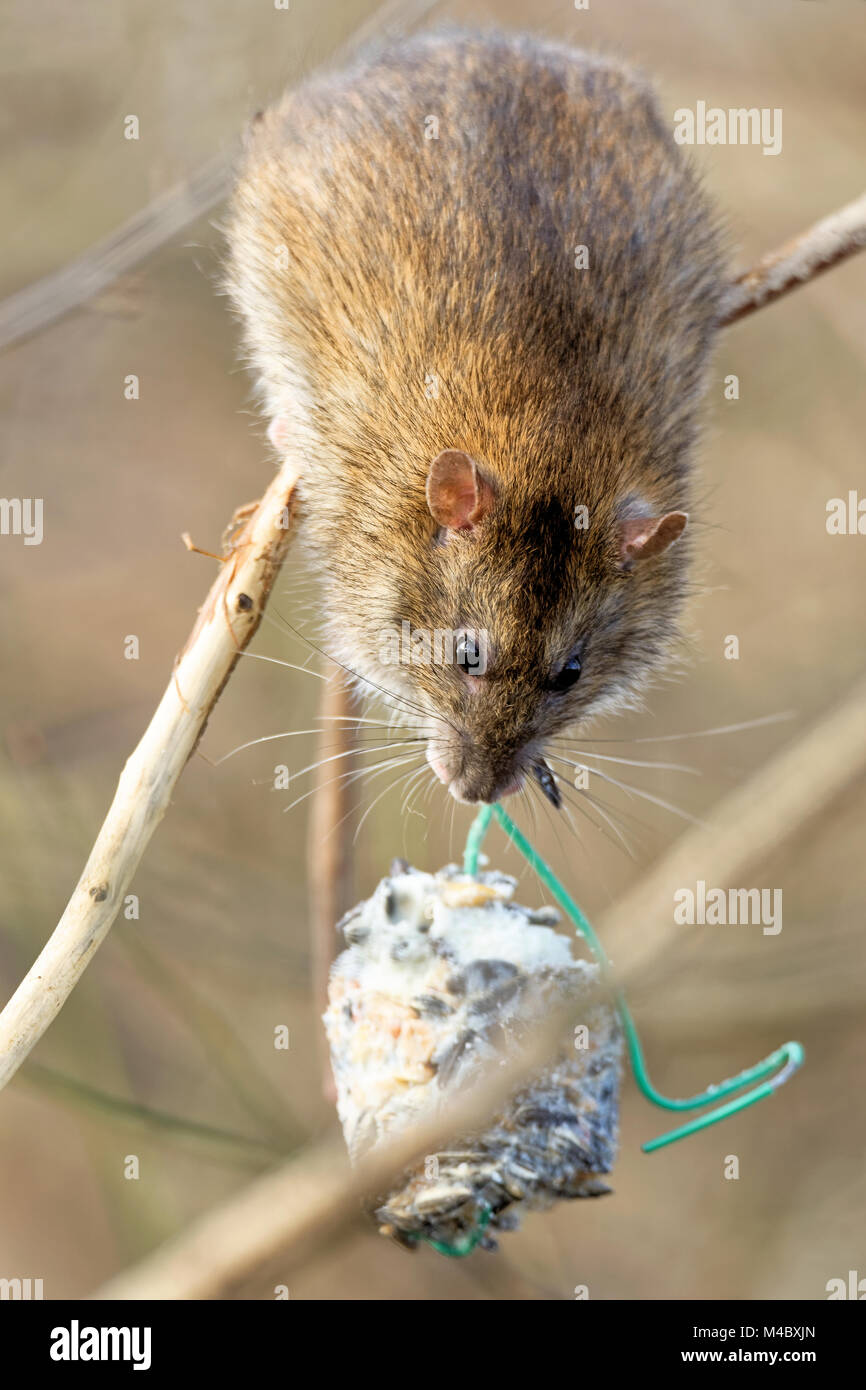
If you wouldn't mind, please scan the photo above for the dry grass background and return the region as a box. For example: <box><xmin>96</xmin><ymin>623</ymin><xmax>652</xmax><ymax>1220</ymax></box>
<box><xmin>0</xmin><ymin>0</ymin><xmax>864</xmax><ymax>1299</ymax></box>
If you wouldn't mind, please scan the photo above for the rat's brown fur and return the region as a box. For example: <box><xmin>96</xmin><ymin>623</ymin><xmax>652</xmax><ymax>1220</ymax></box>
<box><xmin>225</xmin><ymin>29</ymin><xmax>726</xmax><ymax>804</ymax></box>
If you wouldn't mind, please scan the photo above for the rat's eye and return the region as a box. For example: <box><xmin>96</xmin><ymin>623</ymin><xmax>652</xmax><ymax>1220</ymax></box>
<box><xmin>455</xmin><ymin>632</ymin><xmax>486</xmax><ymax>675</ymax></box>
<box><xmin>549</xmin><ymin>653</ymin><xmax>582</xmax><ymax>692</ymax></box>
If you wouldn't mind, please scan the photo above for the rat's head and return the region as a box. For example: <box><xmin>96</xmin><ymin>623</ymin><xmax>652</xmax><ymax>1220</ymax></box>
<box><xmin>355</xmin><ymin>447</ymin><xmax>690</xmax><ymax>806</ymax></box>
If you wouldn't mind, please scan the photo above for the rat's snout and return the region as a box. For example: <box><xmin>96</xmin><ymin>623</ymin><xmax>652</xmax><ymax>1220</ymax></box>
<box><xmin>426</xmin><ymin>741</ymin><xmax>525</xmax><ymax>805</ymax></box>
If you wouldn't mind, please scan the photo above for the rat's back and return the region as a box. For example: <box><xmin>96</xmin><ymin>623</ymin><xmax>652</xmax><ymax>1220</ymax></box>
<box><xmin>226</xmin><ymin>30</ymin><xmax>723</xmax><ymax>530</ymax></box>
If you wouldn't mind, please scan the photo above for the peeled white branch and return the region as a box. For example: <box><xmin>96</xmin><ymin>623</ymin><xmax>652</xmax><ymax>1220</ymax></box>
<box><xmin>0</xmin><ymin>0</ymin><xmax>445</xmax><ymax>1090</ymax></box>
<box><xmin>0</xmin><ymin>464</ymin><xmax>300</xmax><ymax>1089</ymax></box>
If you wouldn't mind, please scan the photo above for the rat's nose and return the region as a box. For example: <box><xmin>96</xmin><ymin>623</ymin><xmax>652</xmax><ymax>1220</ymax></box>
<box><xmin>450</xmin><ymin>771</ymin><xmax>524</xmax><ymax>804</ymax></box>
<box><xmin>427</xmin><ymin>747</ymin><xmax>523</xmax><ymax>803</ymax></box>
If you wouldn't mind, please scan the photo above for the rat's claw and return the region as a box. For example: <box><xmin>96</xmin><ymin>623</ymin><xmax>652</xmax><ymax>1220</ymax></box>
<box><xmin>533</xmin><ymin>758</ymin><xmax>561</xmax><ymax>809</ymax></box>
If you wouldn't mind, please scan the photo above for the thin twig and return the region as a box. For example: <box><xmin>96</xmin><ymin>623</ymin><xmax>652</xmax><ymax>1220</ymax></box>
<box><xmin>92</xmin><ymin>673</ymin><xmax>866</xmax><ymax>1299</ymax></box>
<box><xmin>23</xmin><ymin>1064</ymin><xmax>283</xmax><ymax>1170</ymax></box>
<box><xmin>119</xmin><ymin>932</ymin><xmax>305</xmax><ymax>1147</ymax></box>
<box><xmin>308</xmin><ymin>679</ymin><xmax>358</xmax><ymax>1101</ymax></box>
<box><xmin>719</xmin><ymin>191</ymin><xmax>866</xmax><ymax>326</ymax></box>
<box><xmin>0</xmin><ymin>0</ymin><xmax>444</xmax><ymax>354</ymax></box>
<box><xmin>0</xmin><ymin>153</ymin><xmax>232</xmax><ymax>353</ymax></box>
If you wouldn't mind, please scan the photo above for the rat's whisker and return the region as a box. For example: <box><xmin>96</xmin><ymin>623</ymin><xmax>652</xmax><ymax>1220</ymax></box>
<box><xmin>548</xmin><ymin>744</ymin><xmax>699</xmax><ymax>775</ymax></box>
<box><xmin>242</xmin><ymin>736</ymin><xmax>421</xmax><ymax>783</ymax></box>
<box><xmin>267</xmin><ymin>611</ymin><xmax>460</xmax><ymax>737</ymax></box>
<box><xmin>352</xmin><ymin>757</ymin><xmax>429</xmax><ymax>843</ymax></box>
<box><xmin>629</xmin><ymin>712</ymin><xmax>795</xmax><ymax>743</ymax></box>
<box><xmin>236</xmin><ymin>651</ymin><xmax>328</xmax><ymax>679</ymax></box>
<box><xmin>582</xmin><ymin>786</ymin><xmax>661</xmax><ymax>854</ymax></box>
<box><xmin>216</xmin><ymin>728</ymin><xmax>339</xmax><ymax>762</ymax></box>
<box><xmin>325</xmin><ymin>756</ymin><xmax>428</xmax><ymax>845</ymax></box>
<box><xmin>215</xmin><ymin>730</ymin><xmax>423</xmax><ymax>765</ymax></box>
<box><xmin>317</xmin><ymin>713</ymin><xmax>427</xmax><ymax>733</ymax></box>
<box><xmin>546</xmin><ymin>753</ymin><xmax>704</xmax><ymax>827</ymax></box>
<box><xmin>400</xmin><ymin>779</ymin><xmax>428</xmax><ymax>851</ymax></box>
<box><xmin>283</xmin><ymin>751</ymin><xmax>421</xmax><ymax>816</ymax></box>
<box><xmin>558</xmin><ymin>782</ymin><xmax>638</xmax><ymax>860</ymax></box>
<box><xmin>561</xmin><ymin>711</ymin><xmax>795</xmax><ymax>747</ymax></box>
<box><xmin>554</xmin><ymin>773</ymin><xmax>641</xmax><ymax>858</ymax></box>
<box><xmin>400</xmin><ymin>764</ymin><xmax>432</xmax><ymax>821</ymax></box>
<box><xmin>448</xmin><ymin>795</ymin><xmax>457</xmax><ymax>865</ymax></box>
<box><xmin>421</xmin><ymin>771</ymin><xmax>439</xmax><ymax>810</ymax></box>
<box><xmin>525</xmin><ymin>780</ymin><xmax>570</xmax><ymax>868</ymax></box>
<box><xmin>570</xmin><ymin>774</ymin><xmax>675</xmax><ymax>849</ymax></box>
<box><xmin>558</xmin><ymin>795</ymin><xmax>589</xmax><ymax>859</ymax></box>
<box><xmin>272</xmin><ymin>739</ymin><xmax>424</xmax><ymax>785</ymax></box>
<box><xmin>524</xmin><ymin>783</ymin><xmax>540</xmax><ymax>843</ymax></box>
<box><xmin>288</xmin><ymin>747</ymin><xmax>426</xmax><ymax>801</ymax></box>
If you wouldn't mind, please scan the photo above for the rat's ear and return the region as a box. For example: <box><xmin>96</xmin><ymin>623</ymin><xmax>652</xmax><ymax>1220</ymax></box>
<box><xmin>426</xmin><ymin>450</ymin><xmax>495</xmax><ymax>533</ymax></box>
<box><xmin>617</xmin><ymin>511</ymin><xmax>688</xmax><ymax>568</ymax></box>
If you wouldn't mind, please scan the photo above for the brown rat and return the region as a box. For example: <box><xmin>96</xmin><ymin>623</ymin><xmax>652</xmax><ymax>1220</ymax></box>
<box><xmin>225</xmin><ymin>29</ymin><xmax>726</xmax><ymax>806</ymax></box>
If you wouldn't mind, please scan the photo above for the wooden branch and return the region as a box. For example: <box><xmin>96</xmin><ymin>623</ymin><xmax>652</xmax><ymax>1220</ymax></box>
<box><xmin>93</xmin><ymin>672</ymin><xmax>866</xmax><ymax>1299</ymax></box>
<box><xmin>719</xmin><ymin>191</ymin><xmax>866</xmax><ymax>326</ymax></box>
<box><xmin>308</xmin><ymin>679</ymin><xmax>358</xmax><ymax>1101</ymax></box>
<box><xmin>0</xmin><ymin>0</ymin><xmax>444</xmax><ymax>354</ymax></box>
<box><xmin>0</xmin><ymin>153</ymin><xmax>233</xmax><ymax>353</ymax></box>
<box><xmin>0</xmin><ymin>462</ymin><xmax>300</xmax><ymax>1090</ymax></box>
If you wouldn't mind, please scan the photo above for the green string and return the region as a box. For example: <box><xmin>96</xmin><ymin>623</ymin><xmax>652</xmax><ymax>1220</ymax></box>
<box><xmin>425</xmin><ymin>803</ymin><xmax>804</xmax><ymax>1256</ymax></box>
<box><xmin>465</xmin><ymin>803</ymin><xmax>803</xmax><ymax>1152</ymax></box>
<box><xmin>423</xmin><ymin>1206</ymin><xmax>491</xmax><ymax>1258</ymax></box>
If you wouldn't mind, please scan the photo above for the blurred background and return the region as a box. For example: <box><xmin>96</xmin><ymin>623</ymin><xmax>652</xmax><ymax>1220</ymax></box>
<box><xmin>1</xmin><ymin>0</ymin><xmax>864</xmax><ymax>1300</ymax></box>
